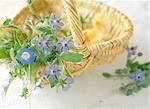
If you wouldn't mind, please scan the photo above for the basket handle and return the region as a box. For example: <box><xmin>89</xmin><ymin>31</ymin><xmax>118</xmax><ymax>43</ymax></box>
<box><xmin>62</xmin><ymin>0</ymin><xmax>86</xmax><ymax>47</ymax></box>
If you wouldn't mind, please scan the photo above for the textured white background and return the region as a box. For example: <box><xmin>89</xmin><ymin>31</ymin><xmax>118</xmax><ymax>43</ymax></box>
<box><xmin>0</xmin><ymin>0</ymin><xmax>150</xmax><ymax>109</ymax></box>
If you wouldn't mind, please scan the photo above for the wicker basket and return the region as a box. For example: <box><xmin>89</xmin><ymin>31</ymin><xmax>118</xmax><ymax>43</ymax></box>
<box><xmin>13</xmin><ymin>0</ymin><xmax>133</xmax><ymax>76</ymax></box>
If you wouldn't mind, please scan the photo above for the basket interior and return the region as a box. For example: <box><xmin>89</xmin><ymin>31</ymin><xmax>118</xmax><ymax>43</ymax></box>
<box><xmin>77</xmin><ymin>1</ymin><xmax>129</xmax><ymax>45</ymax></box>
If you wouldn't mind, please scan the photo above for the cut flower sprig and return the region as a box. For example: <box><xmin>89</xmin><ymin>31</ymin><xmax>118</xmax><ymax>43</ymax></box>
<box><xmin>0</xmin><ymin>13</ymin><xmax>84</xmax><ymax>98</ymax></box>
<box><xmin>102</xmin><ymin>46</ymin><xmax>150</xmax><ymax>96</ymax></box>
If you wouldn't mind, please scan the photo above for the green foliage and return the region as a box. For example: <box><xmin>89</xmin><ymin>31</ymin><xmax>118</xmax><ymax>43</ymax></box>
<box><xmin>120</xmin><ymin>75</ymin><xmax>150</xmax><ymax>96</ymax></box>
<box><xmin>9</xmin><ymin>48</ymin><xmax>16</xmax><ymax>61</ymax></box>
<box><xmin>49</xmin><ymin>77</ymin><xmax>58</xmax><ymax>88</ymax></box>
<box><xmin>21</xmin><ymin>87</ymin><xmax>29</xmax><ymax>99</ymax></box>
<box><xmin>80</xmin><ymin>15</ymin><xmax>86</xmax><ymax>29</ymax></box>
<box><xmin>46</xmin><ymin>49</ymin><xmax>58</xmax><ymax>62</ymax></box>
<box><xmin>102</xmin><ymin>73</ymin><xmax>111</xmax><ymax>78</ymax></box>
<box><xmin>61</xmin><ymin>29</ymin><xmax>71</xmax><ymax>36</ymax></box>
<box><xmin>27</xmin><ymin>0</ymin><xmax>33</xmax><ymax>5</ymax></box>
<box><xmin>102</xmin><ymin>46</ymin><xmax>150</xmax><ymax>96</ymax></box>
<box><xmin>0</xmin><ymin>31</ymin><xmax>14</xmax><ymax>49</ymax></box>
<box><xmin>61</xmin><ymin>52</ymin><xmax>84</xmax><ymax>63</ymax></box>
<box><xmin>115</xmin><ymin>68</ymin><xmax>128</xmax><ymax>75</ymax></box>
<box><xmin>62</xmin><ymin>67</ymin><xmax>72</xmax><ymax>78</ymax></box>
<box><xmin>120</xmin><ymin>83</ymin><xmax>140</xmax><ymax>96</ymax></box>
<box><xmin>138</xmin><ymin>62</ymin><xmax>150</xmax><ymax>71</ymax></box>
<box><xmin>0</xmin><ymin>47</ymin><xmax>9</xmax><ymax>59</ymax></box>
<box><xmin>137</xmin><ymin>52</ymin><xmax>143</xmax><ymax>57</ymax></box>
<box><xmin>3</xmin><ymin>18</ymin><xmax>12</xmax><ymax>26</ymax></box>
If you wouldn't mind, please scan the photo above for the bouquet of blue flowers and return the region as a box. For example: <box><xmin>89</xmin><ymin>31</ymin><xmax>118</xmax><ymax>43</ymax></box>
<box><xmin>0</xmin><ymin>13</ymin><xmax>84</xmax><ymax>98</ymax></box>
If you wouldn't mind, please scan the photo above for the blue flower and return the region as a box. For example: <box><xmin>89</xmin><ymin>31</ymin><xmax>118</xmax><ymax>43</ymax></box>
<box><xmin>57</xmin><ymin>77</ymin><xmax>74</xmax><ymax>93</ymax></box>
<box><xmin>128</xmin><ymin>70</ymin><xmax>145</xmax><ymax>86</ymax></box>
<box><xmin>17</xmin><ymin>48</ymin><xmax>35</xmax><ymax>64</ymax></box>
<box><xmin>126</xmin><ymin>46</ymin><xmax>138</xmax><ymax>59</ymax></box>
<box><xmin>38</xmin><ymin>34</ymin><xmax>54</xmax><ymax>54</ymax></box>
<box><xmin>42</xmin><ymin>62</ymin><xmax>62</xmax><ymax>83</ymax></box>
<box><xmin>49</xmin><ymin>15</ymin><xmax>64</xmax><ymax>31</ymax></box>
<box><xmin>57</xmin><ymin>36</ymin><xmax>74</xmax><ymax>53</ymax></box>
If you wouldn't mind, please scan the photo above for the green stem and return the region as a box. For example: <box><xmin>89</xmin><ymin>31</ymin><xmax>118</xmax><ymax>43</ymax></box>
<box><xmin>53</xmin><ymin>57</ymin><xmax>58</xmax><ymax>64</ymax></box>
<box><xmin>28</xmin><ymin>63</ymin><xmax>32</xmax><ymax>81</ymax></box>
<box><xmin>130</xmin><ymin>56</ymin><xmax>138</xmax><ymax>62</ymax></box>
<box><xmin>110</xmin><ymin>74</ymin><xmax>129</xmax><ymax>78</ymax></box>
<box><xmin>53</xmin><ymin>52</ymin><xmax>64</xmax><ymax>64</ymax></box>
<box><xmin>0</xmin><ymin>25</ymin><xmax>25</xmax><ymax>34</ymax></box>
<box><xmin>14</xmin><ymin>30</ymin><xmax>22</xmax><ymax>47</ymax></box>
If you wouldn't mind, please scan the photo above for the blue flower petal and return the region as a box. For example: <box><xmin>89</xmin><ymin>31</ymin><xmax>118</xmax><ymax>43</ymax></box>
<box><xmin>128</xmin><ymin>74</ymin><xmax>136</xmax><ymax>80</ymax></box>
<box><xmin>48</xmin><ymin>42</ymin><xmax>55</xmax><ymax>47</ymax></box>
<box><xmin>48</xmin><ymin>62</ymin><xmax>54</xmax><ymax>69</ymax></box>
<box><xmin>63</xmin><ymin>46</ymin><xmax>69</xmax><ymax>53</ymax></box>
<box><xmin>17</xmin><ymin>48</ymin><xmax>35</xmax><ymax>64</ymax></box>
<box><xmin>57</xmin><ymin>36</ymin><xmax>74</xmax><ymax>53</ymax></box>
<box><xmin>42</xmin><ymin>70</ymin><xmax>49</xmax><ymax>77</ymax></box>
<box><xmin>56</xmin><ymin>84</ymin><xmax>71</xmax><ymax>93</ymax></box>
<box><xmin>44</xmin><ymin>46</ymin><xmax>50</xmax><ymax>54</ymax></box>
<box><xmin>136</xmin><ymin>79</ymin><xmax>143</xmax><ymax>86</ymax></box>
<box><xmin>49</xmin><ymin>15</ymin><xmax>64</xmax><ymax>31</ymax></box>
<box><xmin>128</xmin><ymin>70</ymin><xmax>145</xmax><ymax>86</ymax></box>
<box><xmin>49</xmin><ymin>75</ymin><xmax>56</xmax><ymax>83</ymax></box>
<box><xmin>56</xmin><ymin>44</ymin><xmax>63</xmax><ymax>52</ymax></box>
<box><xmin>62</xmin><ymin>84</ymin><xmax>71</xmax><ymax>92</ymax></box>
<box><xmin>67</xmin><ymin>78</ymin><xmax>74</xmax><ymax>84</ymax></box>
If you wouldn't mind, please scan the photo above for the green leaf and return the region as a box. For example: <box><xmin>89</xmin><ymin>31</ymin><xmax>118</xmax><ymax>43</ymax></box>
<box><xmin>115</xmin><ymin>68</ymin><xmax>128</xmax><ymax>75</ymax></box>
<box><xmin>10</xmin><ymin>48</ymin><xmax>16</xmax><ymax>61</ymax></box>
<box><xmin>46</xmin><ymin>49</ymin><xmax>58</xmax><ymax>62</ymax></box>
<box><xmin>61</xmin><ymin>52</ymin><xmax>84</xmax><ymax>63</ymax></box>
<box><xmin>37</xmin><ymin>26</ymin><xmax>53</xmax><ymax>34</ymax></box>
<box><xmin>129</xmin><ymin>61</ymin><xmax>139</xmax><ymax>72</ymax></box>
<box><xmin>21</xmin><ymin>87</ymin><xmax>29</xmax><ymax>99</ymax></box>
<box><xmin>0</xmin><ymin>47</ymin><xmax>9</xmax><ymax>59</ymax></box>
<box><xmin>27</xmin><ymin>0</ymin><xmax>33</xmax><ymax>5</ymax></box>
<box><xmin>142</xmin><ymin>77</ymin><xmax>150</xmax><ymax>88</ymax></box>
<box><xmin>9</xmin><ymin>71</ymin><xmax>17</xmax><ymax>79</ymax></box>
<box><xmin>138</xmin><ymin>62</ymin><xmax>150</xmax><ymax>71</ymax></box>
<box><xmin>25</xmin><ymin>20</ymin><xmax>33</xmax><ymax>31</ymax></box>
<box><xmin>59</xmin><ymin>79</ymin><xmax>67</xmax><ymax>88</ymax></box>
<box><xmin>126</xmin><ymin>60</ymin><xmax>133</xmax><ymax>67</ymax></box>
<box><xmin>102</xmin><ymin>73</ymin><xmax>111</xmax><ymax>78</ymax></box>
<box><xmin>12</xmin><ymin>30</ymin><xmax>21</xmax><ymax>47</ymax></box>
<box><xmin>120</xmin><ymin>83</ymin><xmax>140</xmax><ymax>96</ymax></box>
<box><xmin>61</xmin><ymin>29</ymin><xmax>71</xmax><ymax>36</ymax></box>
<box><xmin>62</xmin><ymin>67</ymin><xmax>72</xmax><ymax>78</ymax></box>
<box><xmin>3</xmin><ymin>18</ymin><xmax>12</xmax><ymax>26</ymax></box>
<box><xmin>30</xmin><ymin>36</ymin><xmax>38</xmax><ymax>47</ymax></box>
<box><xmin>80</xmin><ymin>15</ymin><xmax>86</xmax><ymax>29</ymax></box>
<box><xmin>137</xmin><ymin>52</ymin><xmax>143</xmax><ymax>57</ymax></box>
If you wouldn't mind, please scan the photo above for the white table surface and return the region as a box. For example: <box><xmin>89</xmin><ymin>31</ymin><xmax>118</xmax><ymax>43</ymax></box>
<box><xmin>0</xmin><ymin>0</ymin><xmax>150</xmax><ymax>109</ymax></box>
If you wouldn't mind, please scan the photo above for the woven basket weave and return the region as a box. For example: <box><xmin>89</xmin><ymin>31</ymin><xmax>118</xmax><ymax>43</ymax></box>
<box><xmin>12</xmin><ymin>0</ymin><xmax>133</xmax><ymax>76</ymax></box>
